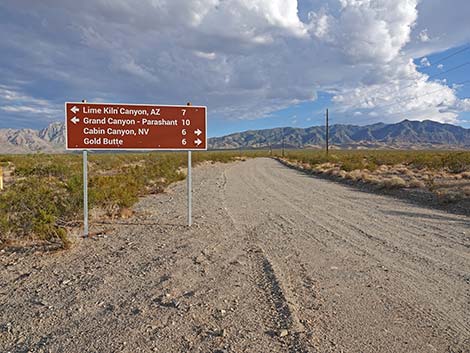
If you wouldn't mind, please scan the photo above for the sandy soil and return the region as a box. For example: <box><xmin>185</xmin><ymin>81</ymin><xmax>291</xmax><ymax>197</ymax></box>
<box><xmin>1</xmin><ymin>158</ymin><xmax>469</xmax><ymax>353</ymax></box>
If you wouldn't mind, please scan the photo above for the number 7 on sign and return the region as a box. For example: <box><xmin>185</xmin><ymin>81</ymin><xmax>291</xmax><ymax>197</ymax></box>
<box><xmin>182</xmin><ymin>109</ymin><xmax>186</xmax><ymax>116</ymax></box>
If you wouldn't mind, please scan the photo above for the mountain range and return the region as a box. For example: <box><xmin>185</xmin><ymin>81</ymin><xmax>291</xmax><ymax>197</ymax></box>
<box><xmin>0</xmin><ymin>122</ymin><xmax>65</xmax><ymax>154</ymax></box>
<box><xmin>0</xmin><ymin>120</ymin><xmax>469</xmax><ymax>153</ymax></box>
<box><xmin>210</xmin><ymin>119</ymin><xmax>470</xmax><ymax>150</ymax></box>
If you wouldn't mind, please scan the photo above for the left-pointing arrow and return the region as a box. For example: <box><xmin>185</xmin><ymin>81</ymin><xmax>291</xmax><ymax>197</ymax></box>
<box><xmin>71</xmin><ymin>106</ymin><xmax>79</xmax><ymax>114</ymax></box>
<box><xmin>71</xmin><ymin>117</ymin><xmax>80</xmax><ymax>124</ymax></box>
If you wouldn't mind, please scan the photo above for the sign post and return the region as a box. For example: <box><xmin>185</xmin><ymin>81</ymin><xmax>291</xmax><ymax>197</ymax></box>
<box><xmin>187</xmin><ymin>150</ymin><xmax>192</xmax><ymax>226</ymax></box>
<box><xmin>83</xmin><ymin>150</ymin><xmax>89</xmax><ymax>236</ymax></box>
<box><xmin>65</xmin><ymin>102</ymin><xmax>207</xmax><ymax>229</ymax></box>
<box><xmin>186</xmin><ymin>102</ymin><xmax>193</xmax><ymax>227</ymax></box>
<box><xmin>81</xmin><ymin>99</ymin><xmax>89</xmax><ymax>237</ymax></box>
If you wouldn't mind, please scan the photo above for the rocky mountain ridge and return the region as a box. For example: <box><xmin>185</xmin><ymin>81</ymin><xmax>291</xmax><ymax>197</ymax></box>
<box><xmin>209</xmin><ymin>119</ymin><xmax>470</xmax><ymax>150</ymax></box>
<box><xmin>0</xmin><ymin>119</ymin><xmax>469</xmax><ymax>153</ymax></box>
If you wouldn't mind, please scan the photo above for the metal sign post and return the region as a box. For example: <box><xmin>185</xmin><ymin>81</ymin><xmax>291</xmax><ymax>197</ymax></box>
<box><xmin>83</xmin><ymin>150</ymin><xmax>89</xmax><ymax>237</ymax></box>
<box><xmin>186</xmin><ymin>102</ymin><xmax>192</xmax><ymax>227</ymax></box>
<box><xmin>187</xmin><ymin>151</ymin><xmax>192</xmax><ymax>226</ymax></box>
<box><xmin>82</xmin><ymin>99</ymin><xmax>89</xmax><ymax>237</ymax></box>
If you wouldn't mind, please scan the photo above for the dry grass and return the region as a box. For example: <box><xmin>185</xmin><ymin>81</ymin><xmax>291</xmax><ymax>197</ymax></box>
<box><xmin>436</xmin><ymin>190</ymin><xmax>464</xmax><ymax>204</ymax></box>
<box><xmin>463</xmin><ymin>186</ymin><xmax>470</xmax><ymax>197</ymax></box>
<box><xmin>461</xmin><ymin>172</ymin><xmax>470</xmax><ymax>179</ymax></box>
<box><xmin>345</xmin><ymin>169</ymin><xmax>363</xmax><ymax>181</ymax></box>
<box><xmin>362</xmin><ymin>174</ymin><xmax>382</xmax><ymax>185</ymax></box>
<box><xmin>279</xmin><ymin>149</ymin><xmax>470</xmax><ymax>201</ymax></box>
<box><xmin>382</xmin><ymin>176</ymin><xmax>407</xmax><ymax>189</ymax></box>
<box><xmin>409</xmin><ymin>178</ymin><xmax>426</xmax><ymax>188</ymax></box>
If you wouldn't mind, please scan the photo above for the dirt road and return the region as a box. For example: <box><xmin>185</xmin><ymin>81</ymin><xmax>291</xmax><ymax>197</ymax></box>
<box><xmin>1</xmin><ymin>158</ymin><xmax>469</xmax><ymax>352</ymax></box>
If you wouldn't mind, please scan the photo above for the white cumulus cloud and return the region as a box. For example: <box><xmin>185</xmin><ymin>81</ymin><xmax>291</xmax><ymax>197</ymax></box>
<box><xmin>0</xmin><ymin>0</ymin><xmax>469</xmax><ymax>129</ymax></box>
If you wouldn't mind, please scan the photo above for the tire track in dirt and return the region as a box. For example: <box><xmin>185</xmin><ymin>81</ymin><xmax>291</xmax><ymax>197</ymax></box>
<box><xmin>221</xmin><ymin>166</ymin><xmax>314</xmax><ymax>352</ymax></box>
<box><xmin>223</xmin><ymin>158</ymin><xmax>470</xmax><ymax>352</ymax></box>
<box><xmin>252</xmin><ymin>161</ymin><xmax>470</xmax><ymax>340</ymax></box>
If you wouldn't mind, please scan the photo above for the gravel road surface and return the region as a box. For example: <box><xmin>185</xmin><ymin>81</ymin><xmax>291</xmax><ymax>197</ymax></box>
<box><xmin>1</xmin><ymin>158</ymin><xmax>469</xmax><ymax>352</ymax></box>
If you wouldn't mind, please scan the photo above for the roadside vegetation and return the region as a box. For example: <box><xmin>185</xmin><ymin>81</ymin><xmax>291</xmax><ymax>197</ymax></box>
<box><xmin>0</xmin><ymin>150</ymin><xmax>268</xmax><ymax>249</ymax></box>
<box><xmin>277</xmin><ymin>149</ymin><xmax>470</xmax><ymax>203</ymax></box>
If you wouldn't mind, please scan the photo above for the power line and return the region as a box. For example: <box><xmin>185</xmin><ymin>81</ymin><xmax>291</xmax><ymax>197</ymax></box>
<box><xmin>426</xmin><ymin>60</ymin><xmax>470</xmax><ymax>81</ymax></box>
<box><xmin>397</xmin><ymin>60</ymin><xmax>470</xmax><ymax>93</ymax></box>
<box><xmin>432</xmin><ymin>45</ymin><xmax>470</xmax><ymax>66</ymax></box>
<box><xmin>404</xmin><ymin>50</ymin><xmax>470</xmax><ymax>98</ymax></box>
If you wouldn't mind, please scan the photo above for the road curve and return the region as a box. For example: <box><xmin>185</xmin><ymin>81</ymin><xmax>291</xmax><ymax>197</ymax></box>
<box><xmin>1</xmin><ymin>158</ymin><xmax>469</xmax><ymax>353</ymax></box>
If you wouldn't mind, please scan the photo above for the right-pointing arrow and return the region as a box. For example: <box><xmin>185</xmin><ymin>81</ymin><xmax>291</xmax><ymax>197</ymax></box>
<box><xmin>71</xmin><ymin>116</ymin><xmax>80</xmax><ymax>124</ymax></box>
<box><xmin>194</xmin><ymin>129</ymin><xmax>202</xmax><ymax>136</ymax></box>
<box><xmin>71</xmin><ymin>106</ymin><xmax>79</xmax><ymax>114</ymax></box>
<box><xmin>195</xmin><ymin>138</ymin><xmax>202</xmax><ymax>146</ymax></box>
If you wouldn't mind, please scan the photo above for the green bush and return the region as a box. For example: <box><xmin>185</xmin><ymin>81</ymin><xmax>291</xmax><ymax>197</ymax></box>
<box><xmin>0</xmin><ymin>177</ymin><xmax>75</xmax><ymax>248</ymax></box>
<box><xmin>90</xmin><ymin>174</ymin><xmax>142</xmax><ymax>215</ymax></box>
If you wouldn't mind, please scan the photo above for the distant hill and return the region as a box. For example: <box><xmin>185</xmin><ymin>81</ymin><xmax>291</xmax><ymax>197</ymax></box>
<box><xmin>0</xmin><ymin>122</ymin><xmax>65</xmax><ymax>153</ymax></box>
<box><xmin>0</xmin><ymin>119</ymin><xmax>469</xmax><ymax>153</ymax></box>
<box><xmin>209</xmin><ymin>120</ymin><xmax>470</xmax><ymax>150</ymax></box>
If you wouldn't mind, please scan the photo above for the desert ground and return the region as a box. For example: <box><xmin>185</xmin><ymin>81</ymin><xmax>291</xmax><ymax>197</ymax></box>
<box><xmin>1</xmin><ymin>158</ymin><xmax>469</xmax><ymax>353</ymax></box>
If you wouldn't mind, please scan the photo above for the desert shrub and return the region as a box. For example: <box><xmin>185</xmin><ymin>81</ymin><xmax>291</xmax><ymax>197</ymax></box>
<box><xmin>345</xmin><ymin>170</ymin><xmax>363</xmax><ymax>181</ymax></box>
<box><xmin>377</xmin><ymin>164</ymin><xmax>389</xmax><ymax>172</ymax></box>
<box><xmin>382</xmin><ymin>176</ymin><xmax>407</xmax><ymax>189</ymax></box>
<box><xmin>341</xmin><ymin>160</ymin><xmax>364</xmax><ymax>172</ymax></box>
<box><xmin>365</xmin><ymin>160</ymin><xmax>378</xmax><ymax>172</ymax></box>
<box><xmin>463</xmin><ymin>186</ymin><xmax>470</xmax><ymax>197</ymax></box>
<box><xmin>362</xmin><ymin>174</ymin><xmax>381</xmax><ymax>185</ymax></box>
<box><xmin>441</xmin><ymin>153</ymin><xmax>470</xmax><ymax>173</ymax></box>
<box><xmin>0</xmin><ymin>177</ymin><xmax>74</xmax><ymax>248</ymax></box>
<box><xmin>436</xmin><ymin>190</ymin><xmax>464</xmax><ymax>204</ymax></box>
<box><xmin>90</xmin><ymin>174</ymin><xmax>143</xmax><ymax>216</ymax></box>
<box><xmin>12</xmin><ymin>154</ymin><xmax>81</xmax><ymax>180</ymax></box>
<box><xmin>408</xmin><ymin>178</ymin><xmax>426</xmax><ymax>188</ymax></box>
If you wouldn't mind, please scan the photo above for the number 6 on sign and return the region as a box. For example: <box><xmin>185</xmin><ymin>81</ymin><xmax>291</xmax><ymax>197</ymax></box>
<box><xmin>182</xmin><ymin>139</ymin><xmax>187</xmax><ymax>145</ymax></box>
<box><xmin>182</xmin><ymin>129</ymin><xmax>187</xmax><ymax>136</ymax></box>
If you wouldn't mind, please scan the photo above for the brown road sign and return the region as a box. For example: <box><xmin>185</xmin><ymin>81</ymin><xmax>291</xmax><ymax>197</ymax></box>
<box><xmin>65</xmin><ymin>102</ymin><xmax>207</xmax><ymax>150</ymax></box>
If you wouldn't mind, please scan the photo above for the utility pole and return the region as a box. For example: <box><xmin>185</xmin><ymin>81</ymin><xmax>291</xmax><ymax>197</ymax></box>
<box><xmin>325</xmin><ymin>108</ymin><xmax>329</xmax><ymax>156</ymax></box>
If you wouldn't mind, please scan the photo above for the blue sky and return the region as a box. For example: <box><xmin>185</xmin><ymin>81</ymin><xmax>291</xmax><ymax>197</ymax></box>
<box><xmin>1</xmin><ymin>1</ymin><xmax>469</xmax><ymax>137</ymax></box>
